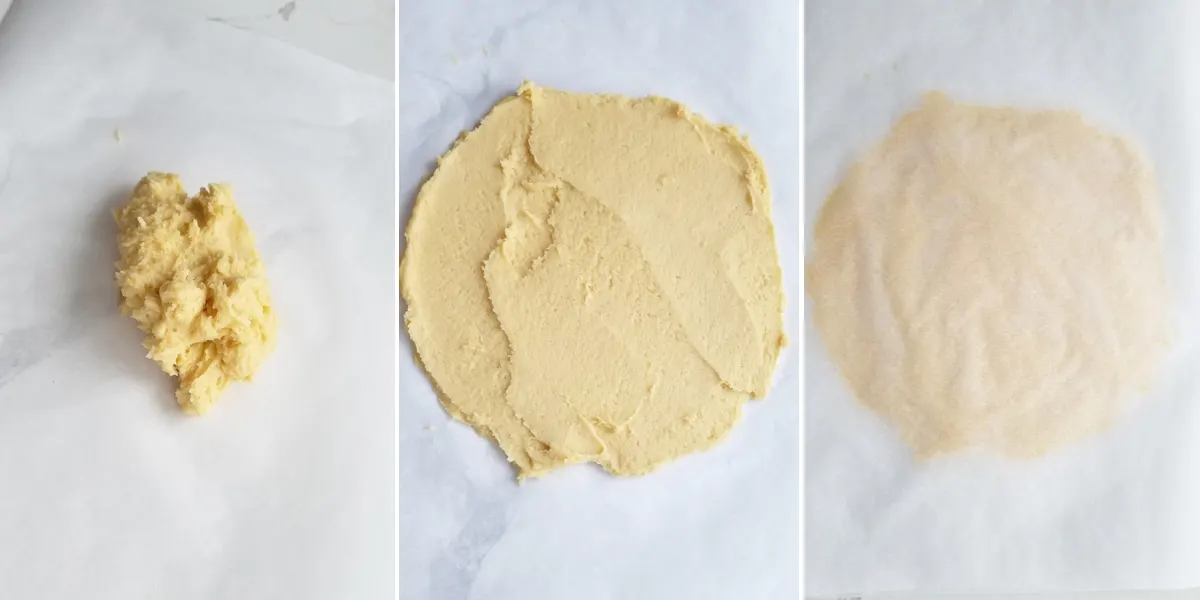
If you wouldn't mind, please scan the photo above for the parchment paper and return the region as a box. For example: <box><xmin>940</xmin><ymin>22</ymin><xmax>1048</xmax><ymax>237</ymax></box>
<box><xmin>399</xmin><ymin>0</ymin><xmax>800</xmax><ymax>598</ymax></box>
<box><xmin>806</xmin><ymin>0</ymin><xmax>1200</xmax><ymax>595</ymax></box>
<box><xmin>0</xmin><ymin>0</ymin><xmax>395</xmax><ymax>598</ymax></box>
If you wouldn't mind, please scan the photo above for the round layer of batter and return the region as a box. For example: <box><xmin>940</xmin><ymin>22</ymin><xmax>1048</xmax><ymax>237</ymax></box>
<box><xmin>402</xmin><ymin>82</ymin><xmax>785</xmax><ymax>478</ymax></box>
<box><xmin>807</xmin><ymin>93</ymin><xmax>1170</xmax><ymax>458</ymax></box>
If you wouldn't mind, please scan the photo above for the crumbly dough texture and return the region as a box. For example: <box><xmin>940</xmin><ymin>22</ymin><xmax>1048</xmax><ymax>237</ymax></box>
<box><xmin>807</xmin><ymin>92</ymin><xmax>1170</xmax><ymax>458</ymax></box>
<box><xmin>115</xmin><ymin>172</ymin><xmax>277</xmax><ymax>415</ymax></box>
<box><xmin>402</xmin><ymin>82</ymin><xmax>785</xmax><ymax>478</ymax></box>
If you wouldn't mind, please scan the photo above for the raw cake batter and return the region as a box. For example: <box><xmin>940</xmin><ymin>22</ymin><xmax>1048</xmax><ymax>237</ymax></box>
<box><xmin>115</xmin><ymin>173</ymin><xmax>277</xmax><ymax>415</ymax></box>
<box><xmin>807</xmin><ymin>93</ymin><xmax>1170</xmax><ymax>458</ymax></box>
<box><xmin>402</xmin><ymin>82</ymin><xmax>785</xmax><ymax>478</ymax></box>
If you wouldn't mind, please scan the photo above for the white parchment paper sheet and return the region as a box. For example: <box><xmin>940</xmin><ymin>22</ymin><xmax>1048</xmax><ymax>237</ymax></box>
<box><xmin>806</xmin><ymin>0</ymin><xmax>1200</xmax><ymax>595</ymax></box>
<box><xmin>0</xmin><ymin>0</ymin><xmax>395</xmax><ymax>598</ymax></box>
<box><xmin>399</xmin><ymin>0</ymin><xmax>800</xmax><ymax>598</ymax></box>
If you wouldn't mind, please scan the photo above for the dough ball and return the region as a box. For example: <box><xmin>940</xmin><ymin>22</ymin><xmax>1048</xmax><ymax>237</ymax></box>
<box><xmin>115</xmin><ymin>172</ymin><xmax>276</xmax><ymax>415</ymax></box>
<box><xmin>807</xmin><ymin>93</ymin><xmax>1170</xmax><ymax>458</ymax></box>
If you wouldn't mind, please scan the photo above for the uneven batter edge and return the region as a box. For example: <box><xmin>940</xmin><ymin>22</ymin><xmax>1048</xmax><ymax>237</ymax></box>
<box><xmin>115</xmin><ymin>172</ymin><xmax>277</xmax><ymax>415</ymax></box>
<box><xmin>402</xmin><ymin>82</ymin><xmax>786</xmax><ymax>479</ymax></box>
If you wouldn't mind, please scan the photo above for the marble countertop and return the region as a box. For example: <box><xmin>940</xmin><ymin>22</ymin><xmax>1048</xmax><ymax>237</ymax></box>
<box><xmin>162</xmin><ymin>0</ymin><xmax>393</xmax><ymax>81</ymax></box>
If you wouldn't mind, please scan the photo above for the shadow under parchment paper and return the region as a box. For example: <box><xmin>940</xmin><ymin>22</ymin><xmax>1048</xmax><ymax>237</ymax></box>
<box><xmin>1</xmin><ymin>185</ymin><xmax>178</xmax><ymax>414</ymax></box>
<box><xmin>429</xmin><ymin>497</ymin><xmax>514</xmax><ymax>600</ymax></box>
<box><xmin>2</xmin><ymin>191</ymin><xmax>103</xmax><ymax>376</ymax></box>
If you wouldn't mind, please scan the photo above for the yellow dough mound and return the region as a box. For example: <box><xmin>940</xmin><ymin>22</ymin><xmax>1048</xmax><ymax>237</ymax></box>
<box><xmin>402</xmin><ymin>82</ymin><xmax>786</xmax><ymax>479</ymax></box>
<box><xmin>115</xmin><ymin>172</ymin><xmax>277</xmax><ymax>415</ymax></box>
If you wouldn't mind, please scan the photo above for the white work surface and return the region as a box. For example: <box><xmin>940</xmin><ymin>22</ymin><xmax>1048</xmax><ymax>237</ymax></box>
<box><xmin>0</xmin><ymin>0</ymin><xmax>394</xmax><ymax>598</ymax></box>
<box><xmin>399</xmin><ymin>0</ymin><xmax>800</xmax><ymax>599</ymax></box>
<box><xmin>807</xmin><ymin>1</ymin><xmax>1200</xmax><ymax>600</ymax></box>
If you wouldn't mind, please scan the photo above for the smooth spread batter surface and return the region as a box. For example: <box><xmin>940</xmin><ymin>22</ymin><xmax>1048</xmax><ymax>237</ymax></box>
<box><xmin>115</xmin><ymin>172</ymin><xmax>277</xmax><ymax>415</ymax></box>
<box><xmin>807</xmin><ymin>93</ymin><xmax>1170</xmax><ymax>458</ymax></box>
<box><xmin>402</xmin><ymin>82</ymin><xmax>785</xmax><ymax>478</ymax></box>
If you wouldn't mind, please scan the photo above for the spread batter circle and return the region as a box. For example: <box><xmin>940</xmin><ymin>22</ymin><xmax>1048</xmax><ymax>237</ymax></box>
<box><xmin>807</xmin><ymin>93</ymin><xmax>1170</xmax><ymax>458</ymax></box>
<box><xmin>402</xmin><ymin>82</ymin><xmax>786</xmax><ymax>478</ymax></box>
